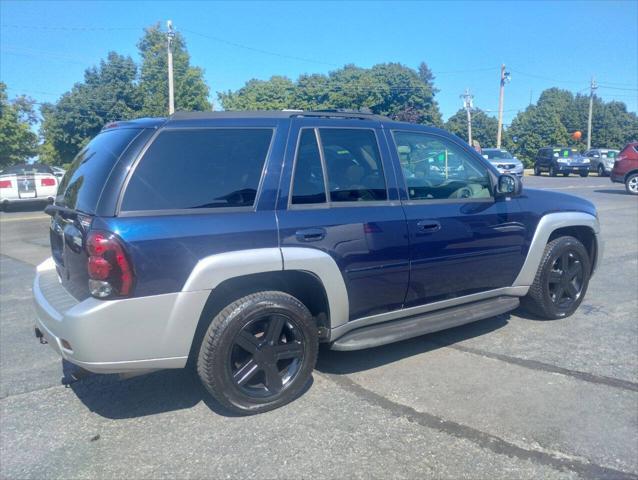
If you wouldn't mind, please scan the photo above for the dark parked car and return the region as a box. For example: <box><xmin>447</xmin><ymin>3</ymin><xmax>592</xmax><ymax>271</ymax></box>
<box><xmin>534</xmin><ymin>147</ymin><xmax>590</xmax><ymax>177</ymax></box>
<box><xmin>610</xmin><ymin>141</ymin><xmax>638</xmax><ymax>195</ymax></box>
<box><xmin>33</xmin><ymin>111</ymin><xmax>602</xmax><ymax>414</ymax></box>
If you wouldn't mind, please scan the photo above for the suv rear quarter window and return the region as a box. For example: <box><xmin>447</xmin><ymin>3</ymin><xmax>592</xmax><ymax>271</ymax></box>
<box><xmin>56</xmin><ymin>128</ymin><xmax>142</xmax><ymax>214</ymax></box>
<box><xmin>121</xmin><ymin>128</ymin><xmax>273</xmax><ymax>212</ymax></box>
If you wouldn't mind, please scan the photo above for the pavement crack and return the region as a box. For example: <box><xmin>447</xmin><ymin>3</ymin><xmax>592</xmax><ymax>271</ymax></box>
<box><xmin>318</xmin><ymin>371</ymin><xmax>638</xmax><ymax>480</ymax></box>
<box><xmin>437</xmin><ymin>342</ymin><xmax>638</xmax><ymax>393</ymax></box>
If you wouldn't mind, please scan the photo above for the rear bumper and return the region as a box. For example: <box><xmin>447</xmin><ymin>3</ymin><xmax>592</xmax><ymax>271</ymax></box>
<box><xmin>610</xmin><ymin>173</ymin><xmax>625</xmax><ymax>184</ymax></box>
<box><xmin>1</xmin><ymin>196</ymin><xmax>54</xmax><ymax>204</ymax></box>
<box><xmin>33</xmin><ymin>258</ymin><xmax>209</xmax><ymax>374</ymax></box>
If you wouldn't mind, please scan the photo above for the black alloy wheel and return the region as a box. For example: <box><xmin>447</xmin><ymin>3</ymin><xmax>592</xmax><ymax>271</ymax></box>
<box><xmin>522</xmin><ymin>236</ymin><xmax>591</xmax><ymax>320</ymax></box>
<box><xmin>197</xmin><ymin>291</ymin><xmax>318</xmax><ymax>414</ymax></box>
<box><xmin>547</xmin><ymin>251</ymin><xmax>584</xmax><ymax>310</ymax></box>
<box><xmin>229</xmin><ymin>314</ymin><xmax>305</xmax><ymax>398</ymax></box>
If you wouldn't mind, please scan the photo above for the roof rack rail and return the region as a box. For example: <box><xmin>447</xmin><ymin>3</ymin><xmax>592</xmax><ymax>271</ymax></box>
<box><xmin>290</xmin><ymin>109</ymin><xmax>390</xmax><ymax>121</ymax></box>
<box><xmin>168</xmin><ymin>110</ymin><xmax>390</xmax><ymax>121</ymax></box>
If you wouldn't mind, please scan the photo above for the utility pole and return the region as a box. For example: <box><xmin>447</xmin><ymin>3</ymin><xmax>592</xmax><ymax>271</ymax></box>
<box><xmin>587</xmin><ymin>76</ymin><xmax>597</xmax><ymax>150</ymax></box>
<box><xmin>167</xmin><ymin>20</ymin><xmax>175</xmax><ymax>115</ymax></box>
<box><xmin>460</xmin><ymin>89</ymin><xmax>474</xmax><ymax>145</ymax></box>
<box><xmin>496</xmin><ymin>64</ymin><xmax>511</xmax><ymax>148</ymax></box>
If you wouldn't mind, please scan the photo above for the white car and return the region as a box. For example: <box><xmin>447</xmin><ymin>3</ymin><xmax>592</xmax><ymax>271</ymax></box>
<box><xmin>0</xmin><ymin>163</ymin><xmax>59</xmax><ymax>210</ymax></box>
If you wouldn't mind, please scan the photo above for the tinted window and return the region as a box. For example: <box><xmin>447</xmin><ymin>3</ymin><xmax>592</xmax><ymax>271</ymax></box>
<box><xmin>121</xmin><ymin>129</ymin><xmax>272</xmax><ymax>211</ymax></box>
<box><xmin>291</xmin><ymin>129</ymin><xmax>326</xmax><ymax>204</ymax></box>
<box><xmin>56</xmin><ymin>128</ymin><xmax>142</xmax><ymax>213</ymax></box>
<box><xmin>393</xmin><ymin>131</ymin><xmax>492</xmax><ymax>200</ymax></box>
<box><xmin>319</xmin><ymin>129</ymin><xmax>387</xmax><ymax>202</ymax></box>
<box><xmin>1</xmin><ymin>163</ymin><xmax>53</xmax><ymax>175</ymax></box>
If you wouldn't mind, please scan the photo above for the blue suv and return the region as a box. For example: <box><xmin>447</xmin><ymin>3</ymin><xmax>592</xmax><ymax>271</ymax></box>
<box><xmin>33</xmin><ymin>111</ymin><xmax>602</xmax><ymax>414</ymax></box>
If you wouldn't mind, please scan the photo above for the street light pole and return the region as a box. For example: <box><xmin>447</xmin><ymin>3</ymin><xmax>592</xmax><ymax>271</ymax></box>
<box><xmin>167</xmin><ymin>20</ymin><xmax>175</xmax><ymax>115</ymax></box>
<box><xmin>496</xmin><ymin>64</ymin><xmax>510</xmax><ymax>149</ymax></box>
<box><xmin>460</xmin><ymin>89</ymin><xmax>474</xmax><ymax>145</ymax></box>
<box><xmin>587</xmin><ymin>76</ymin><xmax>597</xmax><ymax>150</ymax></box>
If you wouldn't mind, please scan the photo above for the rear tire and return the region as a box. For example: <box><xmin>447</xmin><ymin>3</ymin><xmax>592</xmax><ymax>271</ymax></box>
<box><xmin>626</xmin><ymin>173</ymin><xmax>638</xmax><ymax>195</ymax></box>
<box><xmin>579</xmin><ymin>171</ymin><xmax>589</xmax><ymax>178</ymax></box>
<box><xmin>562</xmin><ymin>172</ymin><xmax>569</xmax><ymax>177</ymax></box>
<box><xmin>197</xmin><ymin>291</ymin><xmax>318</xmax><ymax>415</ymax></box>
<box><xmin>534</xmin><ymin>164</ymin><xmax>541</xmax><ymax>176</ymax></box>
<box><xmin>522</xmin><ymin>236</ymin><xmax>591</xmax><ymax>320</ymax></box>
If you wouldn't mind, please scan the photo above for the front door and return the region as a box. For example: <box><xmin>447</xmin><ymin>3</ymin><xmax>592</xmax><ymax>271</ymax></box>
<box><xmin>277</xmin><ymin>120</ymin><xmax>410</xmax><ymax>320</ymax></box>
<box><xmin>388</xmin><ymin>129</ymin><xmax>527</xmax><ymax>307</ymax></box>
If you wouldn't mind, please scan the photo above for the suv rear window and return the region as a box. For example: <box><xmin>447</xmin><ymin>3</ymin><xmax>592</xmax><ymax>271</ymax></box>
<box><xmin>121</xmin><ymin>128</ymin><xmax>273</xmax><ymax>212</ymax></box>
<box><xmin>56</xmin><ymin>128</ymin><xmax>142</xmax><ymax>213</ymax></box>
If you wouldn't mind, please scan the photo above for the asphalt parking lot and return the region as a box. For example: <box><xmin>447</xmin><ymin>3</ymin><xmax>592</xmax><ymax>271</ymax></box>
<box><xmin>1</xmin><ymin>175</ymin><xmax>637</xmax><ymax>479</ymax></box>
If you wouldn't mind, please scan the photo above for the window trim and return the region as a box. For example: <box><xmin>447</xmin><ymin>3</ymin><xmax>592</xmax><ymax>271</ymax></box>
<box><xmin>391</xmin><ymin>129</ymin><xmax>496</xmax><ymax>205</ymax></box>
<box><xmin>116</xmin><ymin>126</ymin><xmax>276</xmax><ymax>216</ymax></box>
<box><xmin>287</xmin><ymin>126</ymin><xmax>392</xmax><ymax>210</ymax></box>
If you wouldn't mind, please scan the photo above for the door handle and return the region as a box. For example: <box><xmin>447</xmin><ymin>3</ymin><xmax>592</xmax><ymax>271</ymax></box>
<box><xmin>416</xmin><ymin>220</ymin><xmax>441</xmax><ymax>233</ymax></box>
<box><xmin>296</xmin><ymin>228</ymin><xmax>326</xmax><ymax>242</ymax></box>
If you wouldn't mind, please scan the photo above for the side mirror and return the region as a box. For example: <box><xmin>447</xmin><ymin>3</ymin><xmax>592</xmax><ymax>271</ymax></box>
<box><xmin>496</xmin><ymin>174</ymin><xmax>522</xmax><ymax>197</ymax></box>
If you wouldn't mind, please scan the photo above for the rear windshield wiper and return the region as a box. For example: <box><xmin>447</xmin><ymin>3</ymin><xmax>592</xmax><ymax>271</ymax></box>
<box><xmin>44</xmin><ymin>204</ymin><xmax>78</xmax><ymax>219</ymax></box>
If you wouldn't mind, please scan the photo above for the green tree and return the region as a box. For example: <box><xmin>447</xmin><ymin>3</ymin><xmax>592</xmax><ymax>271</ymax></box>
<box><xmin>218</xmin><ymin>62</ymin><xmax>443</xmax><ymax>126</ymax></box>
<box><xmin>508</xmin><ymin>104</ymin><xmax>569</xmax><ymax>166</ymax></box>
<box><xmin>219</xmin><ymin>76</ymin><xmax>296</xmax><ymax>110</ymax></box>
<box><xmin>39</xmin><ymin>52</ymin><xmax>140</xmax><ymax>164</ymax></box>
<box><xmin>0</xmin><ymin>83</ymin><xmax>38</xmax><ymax>168</ymax></box>
<box><xmin>445</xmin><ymin>108</ymin><xmax>500</xmax><ymax>148</ymax></box>
<box><xmin>138</xmin><ymin>24</ymin><xmax>210</xmax><ymax>116</ymax></box>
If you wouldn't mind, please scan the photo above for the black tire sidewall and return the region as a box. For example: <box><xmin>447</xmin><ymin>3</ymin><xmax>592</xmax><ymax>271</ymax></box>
<box><xmin>198</xmin><ymin>292</ymin><xmax>318</xmax><ymax>414</ymax></box>
<box><xmin>536</xmin><ymin>237</ymin><xmax>591</xmax><ymax>319</ymax></box>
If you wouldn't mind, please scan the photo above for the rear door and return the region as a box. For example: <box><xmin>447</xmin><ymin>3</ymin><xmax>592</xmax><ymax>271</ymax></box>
<box><xmin>387</xmin><ymin>128</ymin><xmax>527</xmax><ymax>307</ymax></box>
<box><xmin>277</xmin><ymin>118</ymin><xmax>410</xmax><ymax>320</ymax></box>
<box><xmin>51</xmin><ymin>127</ymin><xmax>146</xmax><ymax>299</ymax></box>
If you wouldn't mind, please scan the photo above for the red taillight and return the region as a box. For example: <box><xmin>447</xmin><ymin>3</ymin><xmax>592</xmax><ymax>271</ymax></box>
<box><xmin>41</xmin><ymin>177</ymin><xmax>56</xmax><ymax>186</ymax></box>
<box><xmin>0</xmin><ymin>180</ymin><xmax>11</xmax><ymax>188</ymax></box>
<box><xmin>86</xmin><ymin>230</ymin><xmax>134</xmax><ymax>298</ymax></box>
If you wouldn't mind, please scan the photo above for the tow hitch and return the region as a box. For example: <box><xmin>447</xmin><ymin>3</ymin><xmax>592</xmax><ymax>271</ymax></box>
<box><xmin>34</xmin><ymin>327</ymin><xmax>47</xmax><ymax>344</ymax></box>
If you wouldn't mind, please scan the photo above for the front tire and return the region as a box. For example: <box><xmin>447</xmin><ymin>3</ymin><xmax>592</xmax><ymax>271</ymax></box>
<box><xmin>522</xmin><ymin>236</ymin><xmax>591</xmax><ymax>320</ymax></box>
<box><xmin>534</xmin><ymin>164</ymin><xmax>541</xmax><ymax>176</ymax></box>
<box><xmin>549</xmin><ymin>165</ymin><xmax>558</xmax><ymax>177</ymax></box>
<box><xmin>579</xmin><ymin>171</ymin><xmax>589</xmax><ymax>178</ymax></box>
<box><xmin>626</xmin><ymin>173</ymin><xmax>638</xmax><ymax>195</ymax></box>
<box><xmin>597</xmin><ymin>164</ymin><xmax>606</xmax><ymax>177</ymax></box>
<box><xmin>197</xmin><ymin>291</ymin><xmax>318</xmax><ymax>415</ymax></box>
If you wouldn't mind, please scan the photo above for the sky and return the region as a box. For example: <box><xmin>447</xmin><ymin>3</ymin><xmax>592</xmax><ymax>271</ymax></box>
<box><xmin>1</xmin><ymin>0</ymin><xmax>637</xmax><ymax>125</ymax></box>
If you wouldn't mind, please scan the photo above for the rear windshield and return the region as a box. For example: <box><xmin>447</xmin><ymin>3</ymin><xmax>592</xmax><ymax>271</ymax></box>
<box><xmin>56</xmin><ymin>128</ymin><xmax>142</xmax><ymax>213</ymax></box>
<box><xmin>1</xmin><ymin>163</ymin><xmax>53</xmax><ymax>175</ymax></box>
<box><xmin>121</xmin><ymin>128</ymin><xmax>273</xmax><ymax>212</ymax></box>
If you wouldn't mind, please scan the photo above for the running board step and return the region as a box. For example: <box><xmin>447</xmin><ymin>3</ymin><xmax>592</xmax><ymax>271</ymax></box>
<box><xmin>331</xmin><ymin>296</ymin><xmax>520</xmax><ymax>351</ymax></box>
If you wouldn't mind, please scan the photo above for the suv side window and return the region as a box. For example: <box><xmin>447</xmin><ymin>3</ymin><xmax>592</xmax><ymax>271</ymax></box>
<box><xmin>121</xmin><ymin>128</ymin><xmax>273</xmax><ymax>211</ymax></box>
<box><xmin>291</xmin><ymin>129</ymin><xmax>327</xmax><ymax>205</ymax></box>
<box><xmin>393</xmin><ymin>131</ymin><xmax>492</xmax><ymax>201</ymax></box>
<box><xmin>319</xmin><ymin>129</ymin><xmax>387</xmax><ymax>202</ymax></box>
